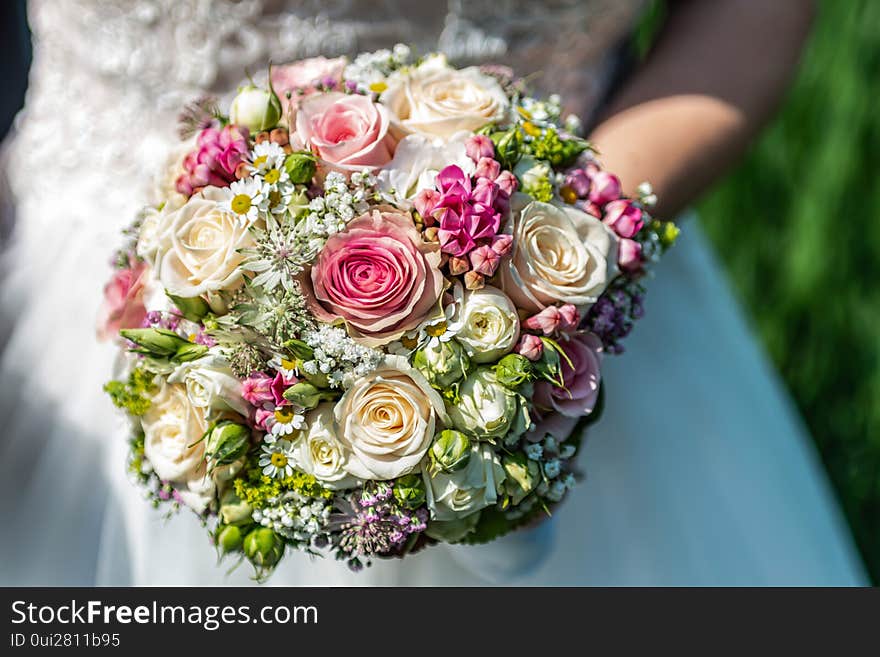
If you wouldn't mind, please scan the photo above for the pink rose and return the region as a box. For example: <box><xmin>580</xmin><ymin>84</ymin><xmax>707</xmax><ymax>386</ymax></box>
<box><xmin>603</xmin><ymin>199</ymin><xmax>644</xmax><ymax>238</ymax></box>
<box><xmin>241</xmin><ymin>372</ymin><xmax>274</xmax><ymax>406</ymax></box>
<box><xmin>533</xmin><ymin>333</ymin><xmax>603</xmax><ymax>417</ymax></box>
<box><xmin>588</xmin><ymin>171</ymin><xmax>622</xmax><ymax>206</ymax></box>
<box><xmin>301</xmin><ymin>210</ymin><xmax>444</xmax><ymax>347</ymax></box>
<box><xmin>97</xmin><ymin>261</ymin><xmax>148</xmax><ymax>341</ymax></box>
<box><xmin>295</xmin><ymin>92</ymin><xmax>397</xmax><ymax>172</ymax></box>
<box><xmin>271</xmin><ymin>57</ymin><xmax>347</xmax><ymax>117</ymax></box>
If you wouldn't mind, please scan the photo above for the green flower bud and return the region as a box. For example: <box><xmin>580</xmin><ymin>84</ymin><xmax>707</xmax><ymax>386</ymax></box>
<box><xmin>284</xmin><ymin>152</ymin><xmax>318</xmax><ymax>184</ymax></box>
<box><xmin>216</xmin><ymin>524</ymin><xmax>244</xmax><ymax>554</ymax></box>
<box><xmin>392</xmin><ymin>474</ymin><xmax>426</xmax><ymax>509</ymax></box>
<box><xmin>447</xmin><ymin>368</ymin><xmax>531</xmax><ymax>443</ymax></box>
<box><xmin>282</xmin><ymin>381</ymin><xmax>338</xmax><ymax>409</ymax></box>
<box><xmin>206</xmin><ymin>421</ymin><xmax>251</xmax><ymax>468</ymax></box>
<box><xmin>243</xmin><ymin>527</ymin><xmax>284</xmax><ymax>569</ymax></box>
<box><xmin>172</xmin><ymin>342</ymin><xmax>209</xmax><ymax>363</ymax></box>
<box><xmin>425</xmin><ymin>511</ymin><xmax>481</xmax><ymax>543</ymax></box>
<box><xmin>502</xmin><ymin>452</ymin><xmax>540</xmax><ymax>506</ymax></box>
<box><xmin>230</xmin><ymin>85</ymin><xmax>282</xmax><ymax>133</ymax></box>
<box><xmin>165</xmin><ymin>292</ymin><xmax>210</xmax><ymax>322</ymax></box>
<box><xmin>120</xmin><ymin>328</ymin><xmax>188</xmax><ymax>357</ymax></box>
<box><xmin>412</xmin><ymin>339</ymin><xmax>470</xmax><ymax>390</ymax></box>
<box><xmin>494</xmin><ymin>353</ymin><xmax>532</xmax><ymax>389</ymax></box>
<box><xmin>287</xmin><ymin>188</ymin><xmax>311</xmax><ymax>218</ymax></box>
<box><xmin>219</xmin><ymin>489</ymin><xmax>253</xmax><ymax>526</ymax></box>
<box><xmin>428</xmin><ymin>429</ymin><xmax>471</xmax><ymax>475</ymax></box>
<box><xmin>491</xmin><ymin>127</ymin><xmax>522</xmax><ymax>170</ymax></box>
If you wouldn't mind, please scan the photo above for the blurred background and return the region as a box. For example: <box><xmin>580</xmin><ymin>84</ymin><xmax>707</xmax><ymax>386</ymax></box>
<box><xmin>1</xmin><ymin>1</ymin><xmax>876</xmax><ymax>582</ymax></box>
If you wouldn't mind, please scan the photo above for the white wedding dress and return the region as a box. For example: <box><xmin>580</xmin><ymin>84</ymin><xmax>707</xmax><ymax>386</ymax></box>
<box><xmin>0</xmin><ymin>0</ymin><xmax>867</xmax><ymax>586</ymax></box>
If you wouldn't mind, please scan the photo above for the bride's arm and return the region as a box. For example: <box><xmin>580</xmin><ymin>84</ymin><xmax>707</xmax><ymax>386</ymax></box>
<box><xmin>589</xmin><ymin>0</ymin><xmax>814</xmax><ymax>218</ymax></box>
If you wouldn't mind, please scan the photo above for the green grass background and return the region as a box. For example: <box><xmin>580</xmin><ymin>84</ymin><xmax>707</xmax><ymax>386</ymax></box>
<box><xmin>681</xmin><ymin>2</ymin><xmax>880</xmax><ymax>581</ymax></box>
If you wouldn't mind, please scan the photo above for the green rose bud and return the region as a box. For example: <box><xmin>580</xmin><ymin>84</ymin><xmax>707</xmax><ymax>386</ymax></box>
<box><xmin>428</xmin><ymin>429</ymin><xmax>471</xmax><ymax>475</ymax></box>
<box><xmin>282</xmin><ymin>381</ymin><xmax>338</xmax><ymax>410</ymax></box>
<box><xmin>165</xmin><ymin>292</ymin><xmax>210</xmax><ymax>322</ymax></box>
<box><xmin>230</xmin><ymin>85</ymin><xmax>282</xmax><ymax>133</ymax></box>
<box><xmin>205</xmin><ymin>421</ymin><xmax>251</xmax><ymax>469</ymax></box>
<box><xmin>447</xmin><ymin>368</ymin><xmax>531</xmax><ymax>443</ymax></box>
<box><xmin>412</xmin><ymin>339</ymin><xmax>470</xmax><ymax>390</ymax></box>
<box><xmin>243</xmin><ymin>527</ymin><xmax>284</xmax><ymax>569</ymax></box>
<box><xmin>392</xmin><ymin>474</ymin><xmax>426</xmax><ymax>509</ymax></box>
<box><xmin>284</xmin><ymin>152</ymin><xmax>318</xmax><ymax>184</ymax></box>
<box><xmin>219</xmin><ymin>489</ymin><xmax>253</xmax><ymax>526</ymax></box>
<box><xmin>425</xmin><ymin>511</ymin><xmax>481</xmax><ymax>543</ymax></box>
<box><xmin>494</xmin><ymin>353</ymin><xmax>532</xmax><ymax>389</ymax></box>
<box><xmin>216</xmin><ymin>524</ymin><xmax>244</xmax><ymax>554</ymax></box>
<box><xmin>502</xmin><ymin>452</ymin><xmax>540</xmax><ymax>506</ymax></box>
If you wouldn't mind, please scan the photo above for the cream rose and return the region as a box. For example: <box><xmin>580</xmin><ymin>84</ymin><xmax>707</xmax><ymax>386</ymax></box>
<box><xmin>291</xmin><ymin>403</ymin><xmax>360</xmax><ymax>490</ymax></box>
<box><xmin>382</xmin><ymin>55</ymin><xmax>509</xmax><ymax>139</ymax></box>
<box><xmin>148</xmin><ymin>136</ymin><xmax>196</xmax><ymax>212</ymax></box>
<box><xmin>499</xmin><ymin>194</ymin><xmax>619</xmax><ymax>313</ymax></box>
<box><xmin>154</xmin><ymin>187</ymin><xmax>255</xmax><ymax>298</ymax></box>
<box><xmin>167</xmin><ymin>352</ymin><xmax>251</xmax><ymax>419</ymax></box>
<box><xmin>422</xmin><ymin>443</ymin><xmax>506</xmax><ymax>521</ymax></box>
<box><xmin>141</xmin><ymin>380</ymin><xmax>213</xmax><ymax>512</ymax></box>
<box><xmin>334</xmin><ymin>355</ymin><xmax>449</xmax><ymax>480</ymax></box>
<box><xmin>455</xmin><ymin>286</ymin><xmax>520</xmax><ymax>364</ymax></box>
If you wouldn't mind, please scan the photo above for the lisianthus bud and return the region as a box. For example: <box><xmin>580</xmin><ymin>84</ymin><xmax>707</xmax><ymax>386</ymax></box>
<box><xmin>494</xmin><ymin>353</ymin><xmax>532</xmax><ymax>389</ymax></box>
<box><xmin>166</xmin><ymin>292</ymin><xmax>210</xmax><ymax>322</ymax></box>
<box><xmin>618</xmin><ymin>238</ymin><xmax>643</xmax><ymax>272</ymax></box>
<box><xmin>393</xmin><ymin>473</ymin><xmax>427</xmax><ymax>509</ymax></box>
<box><xmin>588</xmin><ymin>171</ymin><xmax>622</xmax><ymax>205</ymax></box>
<box><xmin>466</xmin><ymin>134</ymin><xmax>495</xmax><ymax>162</ymax></box>
<box><xmin>230</xmin><ymin>85</ymin><xmax>282</xmax><ymax>133</ymax></box>
<box><xmin>429</xmin><ymin>429</ymin><xmax>472</xmax><ymax>474</ymax></box>
<box><xmin>282</xmin><ymin>381</ymin><xmax>332</xmax><ymax>409</ymax></box>
<box><xmin>448</xmin><ymin>255</ymin><xmax>470</xmax><ymax>276</ymax></box>
<box><xmin>464</xmin><ymin>270</ymin><xmax>485</xmax><ymax>290</ymax></box>
<box><xmin>474</xmin><ymin>157</ymin><xmax>501</xmax><ymax>181</ymax></box>
<box><xmin>219</xmin><ymin>489</ymin><xmax>253</xmax><ymax>526</ymax></box>
<box><xmin>283</xmin><ymin>151</ymin><xmax>317</xmax><ymax>184</ymax></box>
<box><xmin>502</xmin><ymin>452</ymin><xmax>540</xmax><ymax>506</ymax></box>
<box><xmin>243</xmin><ymin>527</ymin><xmax>284</xmax><ymax>569</ymax></box>
<box><xmin>602</xmin><ymin>199</ymin><xmax>644</xmax><ymax>238</ymax></box>
<box><xmin>206</xmin><ymin>421</ymin><xmax>251</xmax><ymax>468</ymax></box>
<box><xmin>216</xmin><ymin>524</ymin><xmax>244</xmax><ymax>554</ymax></box>
<box><xmin>412</xmin><ymin>339</ymin><xmax>470</xmax><ymax>389</ymax></box>
<box><xmin>490</xmin><ymin>234</ymin><xmax>513</xmax><ymax>256</ymax></box>
<box><xmin>469</xmin><ymin>244</ymin><xmax>501</xmax><ymax>277</ymax></box>
<box><xmin>516</xmin><ymin>334</ymin><xmax>544</xmax><ymax>361</ymax></box>
<box><xmin>120</xmin><ymin>328</ymin><xmax>208</xmax><ymax>362</ymax></box>
<box><xmin>565</xmin><ymin>168</ymin><xmax>592</xmax><ymax>198</ymax></box>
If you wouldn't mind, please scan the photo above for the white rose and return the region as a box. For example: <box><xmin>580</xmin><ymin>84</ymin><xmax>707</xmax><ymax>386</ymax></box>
<box><xmin>141</xmin><ymin>380</ymin><xmax>213</xmax><ymax>511</ymax></box>
<box><xmin>136</xmin><ymin>206</ymin><xmax>165</xmax><ymax>266</ymax></box>
<box><xmin>382</xmin><ymin>54</ymin><xmax>509</xmax><ymax>139</ymax></box>
<box><xmin>334</xmin><ymin>355</ymin><xmax>449</xmax><ymax>480</ymax></box>
<box><xmin>167</xmin><ymin>351</ymin><xmax>250</xmax><ymax>419</ymax></box>
<box><xmin>148</xmin><ymin>136</ymin><xmax>195</xmax><ymax>212</ymax></box>
<box><xmin>291</xmin><ymin>403</ymin><xmax>360</xmax><ymax>490</ymax></box>
<box><xmin>422</xmin><ymin>443</ymin><xmax>505</xmax><ymax>521</ymax></box>
<box><xmin>499</xmin><ymin>194</ymin><xmax>618</xmax><ymax>313</ymax></box>
<box><xmin>376</xmin><ymin>132</ymin><xmax>475</xmax><ymax>207</ymax></box>
<box><xmin>154</xmin><ymin>186</ymin><xmax>255</xmax><ymax>298</ymax></box>
<box><xmin>455</xmin><ymin>285</ymin><xmax>520</xmax><ymax>364</ymax></box>
<box><xmin>447</xmin><ymin>368</ymin><xmax>531</xmax><ymax>442</ymax></box>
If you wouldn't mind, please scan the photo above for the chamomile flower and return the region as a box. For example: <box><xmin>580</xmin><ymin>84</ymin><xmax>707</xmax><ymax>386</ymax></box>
<box><xmin>268</xmin><ymin>405</ymin><xmax>306</xmax><ymax>437</ymax></box>
<box><xmin>268</xmin><ymin>354</ymin><xmax>299</xmax><ymax>378</ymax></box>
<box><xmin>250</xmin><ymin>141</ymin><xmax>287</xmax><ymax>174</ymax></box>
<box><xmin>410</xmin><ymin>282</ymin><xmax>466</xmax><ymax>349</ymax></box>
<box><xmin>222</xmin><ymin>178</ymin><xmax>268</xmax><ymax>226</ymax></box>
<box><xmin>259</xmin><ymin>439</ymin><xmax>296</xmax><ymax>479</ymax></box>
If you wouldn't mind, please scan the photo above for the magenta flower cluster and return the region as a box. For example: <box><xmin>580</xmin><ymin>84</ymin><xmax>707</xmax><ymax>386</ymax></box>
<box><xmin>175</xmin><ymin>124</ymin><xmax>250</xmax><ymax>196</ymax></box>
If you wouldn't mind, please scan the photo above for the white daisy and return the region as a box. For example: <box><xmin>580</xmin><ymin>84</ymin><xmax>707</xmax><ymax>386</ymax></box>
<box><xmin>250</xmin><ymin>141</ymin><xmax>287</xmax><ymax>173</ymax></box>
<box><xmin>221</xmin><ymin>178</ymin><xmax>268</xmax><ymax>226</ymax></box>
<box><xmin>268</xmin><ymin>355</ymin><xmax>298</xmax><ymax>378</ymax></box>
<box><xmin>268</xmin><ymin>405</ymin><xmax>306</xmax><ymax>437</ymax></box>
<box><xmin>259</xmin><ymin>439</ymin><xmax>296</xmax><ymax>479</ymax></box>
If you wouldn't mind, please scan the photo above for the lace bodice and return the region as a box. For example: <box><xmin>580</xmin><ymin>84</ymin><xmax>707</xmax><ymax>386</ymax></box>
<box><xmin>6</xmin><ymin>0</ymin><xmax>643</xmax><ymax>218</ymax></box>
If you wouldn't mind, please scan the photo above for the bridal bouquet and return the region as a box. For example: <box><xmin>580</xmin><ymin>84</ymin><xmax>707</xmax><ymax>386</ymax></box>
<box><xmin>100</xmin><ymin>46</ymin><xmax>676</xmax><ymax>577</ymax></box>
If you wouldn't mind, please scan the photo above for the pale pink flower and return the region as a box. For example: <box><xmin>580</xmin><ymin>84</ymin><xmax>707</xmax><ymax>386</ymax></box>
<box><xmin>465</xmin><ymin>134</ymin><xmax>495</xmax><ymax>162</ymax></box>
<box><xmin>533</xmin><ymin>333</ymin><xmax>603</xmax><ymax>417</ymax></box>
<box><xmin>588</xmin><ymin>171</ymin><xmax>622</xmax><ymax>205</ymax></box>
<box><xmin>97</xmin><ymin>261</ymin><xmax>148</xmax><ymax>341</ymax></box>
<box><xmin>469</xmin><ymin>243</ymin><xmax>501</xmax><ymax>277</ymax></box>
<box><xmin>618</xmin><ymin>238</ymin><xmax>643</xmax><ymax>272</ymax></box>
<box><xmin>516</xmin><ymin>334</ymin><xmax>544</xmax><ymax>361</ymax></box>
<box><xmin>603</xmin><ymin>199</ymin><xmax>644</xmax><ymax>238</ymax></box>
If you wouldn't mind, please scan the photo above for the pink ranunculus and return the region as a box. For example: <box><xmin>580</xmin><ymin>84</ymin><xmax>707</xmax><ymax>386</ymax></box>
<box><xmin>588</xmin><ymin>171</ymin><xmax>622</xmax><ymax>206</ymax></box>
<box><xmin>175</xmin><ymin>124</ymin><xmax>249</xmax><ymax>196</ymax></box>
<box><xmin>532</xmin><ymin>333</ymin><xmax>603</xmax><ymax>417</ymax></box>
<box><xmin>516</xmin><ymin>334</ymin><xmax>544</xmax><ymax>361</ymax></box>
<box><xmin>618</xmin><ymin>238</ymin><xmax>644</xmax><ymax>272</ymax></box>
<box><xmin>295</xmin><ymin>92</ymin><xmax>397</xmax><ymax>172</ymax></box>
<box><xmin>603</xmin><ymin>199</ymin><xmax>644</xmax><ymax>238</ymax></box>
<box><xmin>97</xmin><ymin>261</ymin><xmax>149</xmax><ymax>341</ymax></box>
<box><xmin>241</xmin><ymin>372</ymin><xmax>275</xmax><ymax>406</ymax></box>
<box><xmin>301</xmin><ymin>210</ymin><xmax>444</xmax><ymax>347</ymax></box>
<box><xmin>271</xmin><ymin>372</ymin><xmax>297</xmax><ymax>407</ymax></box>
<box><xmin>271</xmin><ymin>57</ymin><xmax>347</xmax><ymax>120</ymax></box>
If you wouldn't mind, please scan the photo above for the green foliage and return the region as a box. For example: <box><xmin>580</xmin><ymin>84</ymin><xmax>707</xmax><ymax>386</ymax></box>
<box><xmin>695</xmin><ymin>1</ymin><xmax>880</xmax><ymax>581</ymax></box>
<box><xmin>104</xmin><ymin>367</ymin><xmax>156</xmax><ymax>416</ymax></box>
<box><xmin>233</xmin><ymin>466</ymin><xmax>333</xmax><ymax>510</ymax></box>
